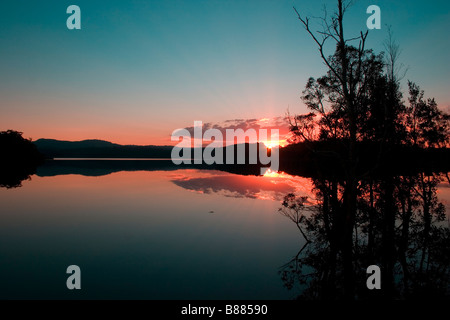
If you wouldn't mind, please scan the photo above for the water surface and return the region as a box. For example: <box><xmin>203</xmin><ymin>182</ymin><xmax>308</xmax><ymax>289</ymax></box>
<box><xmin>1</xmin><ymin>160</ymin><xmax>449</xmax><ymax>299</ymax></box>
<box><xmin>0</xmin><ymin>163</ymin><xmax>312</xmax><ymax>299</ymax></box>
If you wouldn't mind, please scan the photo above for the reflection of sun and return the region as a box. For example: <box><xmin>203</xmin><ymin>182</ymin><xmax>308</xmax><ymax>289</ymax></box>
<box><xmin>263</xmin><ymin>168</ymin><xmax>280</xmax><ymax>177</ymax></box>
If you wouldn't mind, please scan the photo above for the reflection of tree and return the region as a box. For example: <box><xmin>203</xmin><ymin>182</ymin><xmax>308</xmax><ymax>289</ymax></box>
<box><xmin>278</xmin><ymin>194</ymin><xmax>312</xmax><ymax>242</ymax></box>
<box><xmin>0</xmin><ymin>166</ymin><xmax>36</xmax><ymax>189</ymax></box>
<box><xmin>0</xmin><ymin>130</ymin><xmax>43</xmax><ymax>188</ymax></box>
<box><xmin>278</xmin><ymin>173</ymin><xmax>450</xmax><ymax>300</ymax></box>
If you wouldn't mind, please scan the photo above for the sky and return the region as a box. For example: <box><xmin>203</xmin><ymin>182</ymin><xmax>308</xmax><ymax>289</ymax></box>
<box><xmin>0</xmin><ymin>0</ymin><xmax>449</xmax><ymax>145</ymax></box>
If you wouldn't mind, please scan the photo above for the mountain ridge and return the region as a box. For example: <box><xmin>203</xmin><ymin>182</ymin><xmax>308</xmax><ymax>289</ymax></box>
<box><xmin>32</xmin><ymin>138</ymin><xmax>268</xmax><ymax>160</ymax></box>
<box><xmin>33</xmin><ymin>138</ymin><xmax>174</xmax><ymax>158</ymax></box>
<box><xmin>34</xmin><ymin>138</ymin><xmax>173</xmax><ymax>148</ymax></box>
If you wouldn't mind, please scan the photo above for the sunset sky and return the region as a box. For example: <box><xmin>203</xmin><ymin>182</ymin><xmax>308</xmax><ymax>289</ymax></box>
<box><xmin>0</xmin><ymin>0</ymin><xmax>449</xmax><ymax>145</ymax></box>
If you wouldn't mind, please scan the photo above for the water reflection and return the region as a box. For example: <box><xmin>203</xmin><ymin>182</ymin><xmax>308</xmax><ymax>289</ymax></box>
<box><xmin>0</xmin><ymin>164</ymin><xmax>37</xmax><ymax>188</ymax></box>
<box><xmin>1</xmin><ymin>159</ymin><xmax>449</xmax><ymax>300</ymax></box>
<box><xmin>278</xmin><ymin>172</ymin><xmax>450</xmax><ymax>300</ymax></box>
<box><xmin>170</xmin><ymin>169</ymin><xmax>315</xmax><ymax>201</ymax></box>
<box><xmin>0</xmin><ymin>169</ymin><xmax>299</xmax><ymax>299</ymax></box>
<box><xmin>5</xmin><ymin>159</ymin><xmax>317</xmax><ymax>202</ymax></box>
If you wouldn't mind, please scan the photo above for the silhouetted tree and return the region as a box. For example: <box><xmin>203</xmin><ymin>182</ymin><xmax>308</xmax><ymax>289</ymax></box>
<box><xmin>405</xmin><ymin>82</ymin><xmax>450</xmax><ymax>148</ymax></box>
<box><xmin>291</xmin><ymin>0</ymin><xmax>379</xmax><ymax>298</ymax></box>
<box><xmin>284</xmin><ymin>0</ymin><xmax>450</xmax><ymax>300</ymax></box>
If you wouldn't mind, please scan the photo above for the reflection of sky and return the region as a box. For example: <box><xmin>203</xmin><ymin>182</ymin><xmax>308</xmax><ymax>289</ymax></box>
<box><xmin>170</xmin><ymin>169</ymin><xmax>316</xmax><ymax>202</ymax></box>
<box><xmin>0</xmin><ymin>169</ymin><xmax>302</xmax><ymax>299</ymax></box>
<box><xmin>0</xmin><ymin>168</ymin><xmax>449</xmax><ymax>299</ymax></box>
<box><xmin>171</xmin><ymin>170</ymin><xmax>450</xmax><ymax>219</ymax></box>
<box><xmin>437</xmin><ymin>181</ymin><xmax>450</xmax><ymax>219</ymax></box>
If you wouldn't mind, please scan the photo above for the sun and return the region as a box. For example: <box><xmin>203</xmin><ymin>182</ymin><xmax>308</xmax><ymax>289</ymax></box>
<box><xmin>264</xmin><ymin>141</ymin><xmax>276</xmax><ymax>149</ymax></box>
<box><xmin>263</xmin><ymin>140</ymin><xmax>285</xmax><ymax>149</ymax></box>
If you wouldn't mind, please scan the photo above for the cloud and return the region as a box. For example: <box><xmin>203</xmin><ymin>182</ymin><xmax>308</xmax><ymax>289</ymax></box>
<box><xmin>173</xmin><ymin>117</ymin><xmax>291</xmax><ymax>144</ymax></box>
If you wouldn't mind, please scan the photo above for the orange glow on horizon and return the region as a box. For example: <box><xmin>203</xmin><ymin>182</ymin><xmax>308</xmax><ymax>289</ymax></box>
<box><xmin>263</xmin><ymin>139</ymin><xmax>287</xmax><ymax>149</ymax></box>
<box><xmin>4</xmin><ymin>116</ymin><xmax>291</xmax><ymax>147</ymax></box>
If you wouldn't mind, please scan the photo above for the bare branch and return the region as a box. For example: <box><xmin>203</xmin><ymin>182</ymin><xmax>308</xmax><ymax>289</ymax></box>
<box><xmin>384</xmin><ymin>26</ymin><xmax>408</xmax><ymax>82</ymax></box>
<box><xmin>293</xmin><ymin>6</ymin><xmax>344</xmax><ymax>84</ymax></box>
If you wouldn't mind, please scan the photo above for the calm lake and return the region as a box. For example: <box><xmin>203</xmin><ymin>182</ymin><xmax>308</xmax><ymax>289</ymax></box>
<box><xmin>1</xmin><ymin>160</ymin><xmax>449</xmax><ymax>299</ymax></box>
<box><xmin>0</xmin><ymin>160</ymin><xmax>318</xmax><ymax>299</ymax></box>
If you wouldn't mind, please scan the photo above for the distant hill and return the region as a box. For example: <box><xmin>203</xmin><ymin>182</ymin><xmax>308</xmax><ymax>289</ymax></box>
<box><xmin>34</xmin><ymin>139</ymin><xmax>117</xmax><ymax>150</ymax></box>
<box><xmin>32</xmin><ymin>139</ymin><xmax>273</xmax><ymax>172</ymax></box>
<box><xmin>34</xmin><ymin>139</ymin><xmax>174</xmax><ymax>158</ymax></box>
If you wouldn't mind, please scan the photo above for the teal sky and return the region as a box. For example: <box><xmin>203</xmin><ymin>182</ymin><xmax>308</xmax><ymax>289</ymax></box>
<box><xmin>0</xmin><ymin>0</ymin><xmax>449</xmax><ymax>144</ymax></box>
